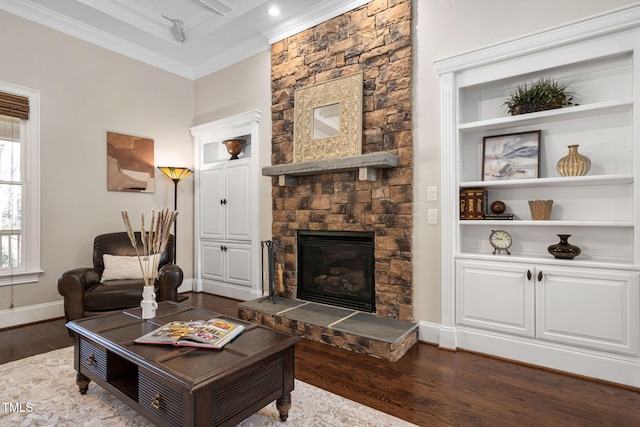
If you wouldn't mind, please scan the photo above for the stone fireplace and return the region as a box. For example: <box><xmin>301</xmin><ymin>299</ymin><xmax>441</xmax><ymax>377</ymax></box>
<box><xmin>297</xmin><ymin>230</ymin><xmax>375</xmax><ymax>312</ymax></box>
<box><xmin>268</xmin><ymin>0</ymin><xmax>414</xmax><ymax>322</ymax></box>
<box><xmin>239</xmin><ymin>0</ymin><xmax>416</xmax><ymax>361</ymax></box>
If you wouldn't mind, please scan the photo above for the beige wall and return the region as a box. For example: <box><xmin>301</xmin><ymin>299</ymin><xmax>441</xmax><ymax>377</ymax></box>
<box><xmin>0</xmin><ymin>11</ymin><xmax>194</xmax><ymax>314</ymax></box>
<box><xmin>412</xmin><ymin>0</ymin><xmax>640</xmax><ymax>324</ymax></box>
<box><xmin>193</xmin><ymin>51</ymin><xmax>274</xmax><ymax>245</ymax></box>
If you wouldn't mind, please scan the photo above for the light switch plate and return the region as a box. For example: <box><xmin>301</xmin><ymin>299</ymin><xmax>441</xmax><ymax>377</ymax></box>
<box><xmin>428</xmin><ymin>209</ymin><xmax>438</xmax><ymax>224</ymax></box>
<box><xmin>427</xmin><ymin>186</ymin><xmax>438</xmax><ymax>201</ymax></box>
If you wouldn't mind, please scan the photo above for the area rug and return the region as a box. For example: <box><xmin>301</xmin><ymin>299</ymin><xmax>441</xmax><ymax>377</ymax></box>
<box><xmin>0</xmin><ymin>347</ymin><xmax>416</xmax><ymax>426</ymax></box>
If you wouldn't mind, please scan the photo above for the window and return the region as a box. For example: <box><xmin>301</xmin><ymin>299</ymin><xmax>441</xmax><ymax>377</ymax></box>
<box><xmin>0</xmin><ymin>82</ymin><xmax>41</xmax><ymax>286</ymax></box>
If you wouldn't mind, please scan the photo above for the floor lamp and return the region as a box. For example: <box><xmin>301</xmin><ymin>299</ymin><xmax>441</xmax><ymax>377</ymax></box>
<box><xmin>157</xmin><ymin>166</ymin><xmax>193</xmax><ymax>264</ymax></box>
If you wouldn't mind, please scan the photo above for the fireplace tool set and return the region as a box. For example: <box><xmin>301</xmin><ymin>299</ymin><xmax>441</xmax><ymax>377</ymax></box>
<box><xmin>259</xmin><ymin>239</ymin><xmax>283</xmax><ymax>304</ymax></box>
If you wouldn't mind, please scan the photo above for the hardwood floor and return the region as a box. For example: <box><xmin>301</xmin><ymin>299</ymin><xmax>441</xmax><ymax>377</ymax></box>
<box><xmin>2</xmin><ymin>292</ymin><xmax>639</xmax><ymax>426</ymax></box>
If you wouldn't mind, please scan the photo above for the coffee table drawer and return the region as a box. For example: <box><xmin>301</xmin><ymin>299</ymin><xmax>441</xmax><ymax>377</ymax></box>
<box><xmin>139</xmin><ymin>371</ymin><xmax>183</xmax><ymax>427</ymax></box>
<box><xmin>79</xmin><ymin>339</ymin><xmax>107</xmax><ymax>380</ymax></box>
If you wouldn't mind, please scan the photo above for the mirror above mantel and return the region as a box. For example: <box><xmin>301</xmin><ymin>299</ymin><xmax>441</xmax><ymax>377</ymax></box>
<box><xmin>294</xmin><ymin>72</ymin><xmax>363</xmax><ymax>162</ymax></box>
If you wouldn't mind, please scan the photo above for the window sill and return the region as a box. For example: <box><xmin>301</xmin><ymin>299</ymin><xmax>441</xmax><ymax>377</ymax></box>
<box><xmin>0</xmin><ymin>270</ymin><xmax>43</xmax><ymax>286</ymax></box>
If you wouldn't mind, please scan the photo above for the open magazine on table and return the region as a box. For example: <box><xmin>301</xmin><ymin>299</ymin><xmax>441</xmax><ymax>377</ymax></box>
<box><xmin>134</xmin><ymin>318</ymin><xmax>245</xmax><ymax>349</ymax></box>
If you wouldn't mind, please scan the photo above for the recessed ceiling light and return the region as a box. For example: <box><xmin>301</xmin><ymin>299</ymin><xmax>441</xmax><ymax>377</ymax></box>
<box><xmin>268</xmin><ymin>6</ymin><xmax>281</xmax><ymax>17</ymax></box>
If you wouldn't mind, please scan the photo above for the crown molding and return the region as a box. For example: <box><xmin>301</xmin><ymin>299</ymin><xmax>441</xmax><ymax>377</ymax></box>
<box><xmin>192</xmin><ymin>34</ymin><xmax>269</xmax><ymax>80</ymax></box>
<box><xmin>264</xmin><ymin>0</ymin><xmax>373</xmax><ymax>44</ymax></box>
<box><xmin>1</xmin><ymin>0</ymin><xmax>374</xmax><ymax>80</ymax></box>
<box><xmin>434</xmin><ymin>3</ymin><xmax>640</xmax><ymax>75</ymax></box>
<box><xmin>0</xmin><ymin>0</ymin><xmax>195</xmax><ymax>79</ymax></box>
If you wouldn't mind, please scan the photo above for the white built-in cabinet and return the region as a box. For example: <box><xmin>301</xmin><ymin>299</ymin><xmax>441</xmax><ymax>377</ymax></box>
<box><xmin>457</xmin><ymin>260</ymin><xmax>638</xmax><ymax>356</ymax></box>
<box><xmin>190</xmin><ymin>110</ymin><xmax>262</xmax><ymax>301</ymax></box>
<box><xmin>436</xmin><ymin>6</ymin><xmax>640</xmax><ymax>387</ymax></box>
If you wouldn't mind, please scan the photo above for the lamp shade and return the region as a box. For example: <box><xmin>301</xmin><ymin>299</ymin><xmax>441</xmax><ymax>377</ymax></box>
<box><xmin>157</xmin><ymin>166</ymin><xmax>193</xmax><ymax>181</ymax></box>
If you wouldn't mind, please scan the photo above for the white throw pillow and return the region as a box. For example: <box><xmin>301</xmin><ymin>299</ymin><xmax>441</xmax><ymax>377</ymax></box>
<box><xmin>101</xmin><ymin>254</ymin><xmax>159</xmax><ymax>282</ymax></box>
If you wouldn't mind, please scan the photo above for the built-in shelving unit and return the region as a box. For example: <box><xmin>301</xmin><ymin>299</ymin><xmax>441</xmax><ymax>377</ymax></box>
<box><xmin>435</xmin><ymin>5</ymin><xmax>640</xmax><ymax>388</ymax></box>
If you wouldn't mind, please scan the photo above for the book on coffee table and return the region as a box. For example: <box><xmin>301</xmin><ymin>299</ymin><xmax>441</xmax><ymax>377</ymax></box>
<box><xmin>134</xmin><ymin>318</ymin><xmax>245</xmax><ymax>349</ymax></box>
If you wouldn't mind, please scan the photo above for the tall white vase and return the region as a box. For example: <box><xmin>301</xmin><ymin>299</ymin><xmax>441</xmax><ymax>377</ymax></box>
<box><xmin>141</xmin><ymin>286</ymin><xmax>158</xmax><ymax>319</ymax></box>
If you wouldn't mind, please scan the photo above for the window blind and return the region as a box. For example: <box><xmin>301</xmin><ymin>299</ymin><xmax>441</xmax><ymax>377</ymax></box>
<box><xmin>0</xmin><ymin>91</ymin><xmax>29</xmax><ymax>120</ymax></box>
<box><xmin>0</xmin><ymin>115</ymin><xmax>20</xmax><ymax>142</ymax></box>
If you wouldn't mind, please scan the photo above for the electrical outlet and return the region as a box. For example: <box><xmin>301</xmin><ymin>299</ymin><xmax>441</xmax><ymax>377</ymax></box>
<box><xmin>427</xmin><ymin>186</ymin><xmax>438</xmax><ymax>201</ymax></box>
<box><xmin>428</xmin><ymin>209</ymin><xmax>438</xmax><ymax>224</ymax></box>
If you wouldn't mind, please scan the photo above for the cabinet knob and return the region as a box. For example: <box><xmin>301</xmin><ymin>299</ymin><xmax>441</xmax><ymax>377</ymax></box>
<box><xmin>150</xmin><ymin>393</ymin><xmax>162</xmax><ymax>410</ymax></box>
<box><xmin>220</xmin><ymin>199</ymin><xmax>227</xmax><ymax>205</ymax></box>
<box><xmin>221</xmin><ymin>245</ymin><xmax>228</xmax><ymax>251</ymax></box>
<box><xmin>85</xmin><ymin>354</ymin><xmax>95</xmax><ymax>366</ymax></box>
<box><xmin>527</xmin><ymin>270</ymin><xmax>532</xmax><ymax>281</ymax></box>
<box><xmin>538</xmin><ymin>271</ymin><xmax>543</xmax><ymax>282</ymax></box>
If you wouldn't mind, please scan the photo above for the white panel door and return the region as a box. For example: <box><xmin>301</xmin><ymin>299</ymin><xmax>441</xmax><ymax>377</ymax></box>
<box><xmin>225</xmin><ymin>161</ymin><xmax>251</xmax><ymax>241</ymax></box>
<box><xmin>201</xmin><ymin>242</ymin><xmax>224</xmax><ymax>282</ymax></box>
<box><xmin>200</xmin><ymin>165</ymin><xmax>225</xmax><ymax>239</ymax></box>
<box><xmin>225</xmin><ymin>242</ymin><xmax>252</xmax><ymax>287</ymax></box>
<box><xmin>536</xmin><ymin>266</ymin><xmax>639</xmax><ymax>355</ymax></box>
<box><xmin>456</xmin><ymin>260</ymin><xmax>535</xmax><ymax>337</ymax></box>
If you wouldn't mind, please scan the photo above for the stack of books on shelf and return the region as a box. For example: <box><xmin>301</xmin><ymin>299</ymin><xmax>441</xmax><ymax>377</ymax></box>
<box><xmin>484</xmin><ymin>213</ymin><xmax>514</xmax><ymax>220</ymax></box>
<box><xmin>460</xmin><ymin>189</ymin><xmax>514</xmax><ymax>220</ymax></box>
<box><xmin>460</xmin><ymin>189</ymin><xmax>486</xmax><ymax>220</ymax></box>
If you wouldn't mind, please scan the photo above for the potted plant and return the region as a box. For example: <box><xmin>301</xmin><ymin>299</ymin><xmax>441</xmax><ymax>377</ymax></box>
<box><xmin>504</xmin><ymin>77</ymin><xmax>575</xmax><ymax>115</ymax></box>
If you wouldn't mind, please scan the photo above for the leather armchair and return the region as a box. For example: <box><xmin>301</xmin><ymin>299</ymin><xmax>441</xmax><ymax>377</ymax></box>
<box><xmin>58</xmin><ymin>232</ymin><xmax>183</xmax><ymax>328</ymax></box>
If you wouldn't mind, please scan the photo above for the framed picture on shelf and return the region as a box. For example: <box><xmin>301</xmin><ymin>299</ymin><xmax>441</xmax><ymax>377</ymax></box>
<box><xmin>482</xmin><ymin>130</ymin><xmax>540</xmax><ymax>181</ymax></box>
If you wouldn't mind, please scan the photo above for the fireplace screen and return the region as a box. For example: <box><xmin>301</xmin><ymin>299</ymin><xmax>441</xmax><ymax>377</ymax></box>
<box><xmin>297</xmin><ymin>231</ymin><xmax>375</xmax><ymax>312</ymax></box>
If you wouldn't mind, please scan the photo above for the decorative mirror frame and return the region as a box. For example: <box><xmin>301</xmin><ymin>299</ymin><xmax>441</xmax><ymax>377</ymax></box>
<box><xmin>293</xmin><ymin>72</ymin><xmax>363</xmax><ymax>162</ymax></box>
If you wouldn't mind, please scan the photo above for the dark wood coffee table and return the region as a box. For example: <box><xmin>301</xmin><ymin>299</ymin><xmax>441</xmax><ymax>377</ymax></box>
<box><xmin>66</xmin><ymin>302</ymin><xmax>301</xmax><ymax>427</ymax></box>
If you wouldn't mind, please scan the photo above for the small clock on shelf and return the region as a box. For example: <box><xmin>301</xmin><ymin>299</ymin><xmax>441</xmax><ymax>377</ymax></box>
<box><xmin>489</xmin><ymin>229</ymin><xmax>512</xmax><ymax>255</ymax></box>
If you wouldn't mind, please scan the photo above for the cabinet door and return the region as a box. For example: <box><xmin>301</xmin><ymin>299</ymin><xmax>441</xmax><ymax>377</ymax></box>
<box><xmin>536</xmin><ymin>266</ymin><xmax>639</xmax><ymax>356</ymax></box>
<box><xmin>225</xmin><ymin>161</ymin><xmax>251</xmax><ymax>241</ymax></box>
<box><xmin>201</xmin><ymin>241</ymin><xmax>224</xmax><ymax>283</ymax></box>
<box><xmin>200</xmin><ymin>165</ymin><xmax>225</xmax><ymax>239</ymax></box>
<box><xmin>225</xmin><ymin>242</ymin><xmax>252</xmax><ymax>287</ymax></box>
<box><xmin>456</xmin><ymin>260</ymin><xmax>534</xmax><ymax>337</ymax></box>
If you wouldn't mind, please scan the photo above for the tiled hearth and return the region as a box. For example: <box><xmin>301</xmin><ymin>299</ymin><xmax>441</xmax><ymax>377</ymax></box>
<box><xmin>238</xmin><ymin>298</ymin><xmax>418</xmax><ymax>362</ymax></box>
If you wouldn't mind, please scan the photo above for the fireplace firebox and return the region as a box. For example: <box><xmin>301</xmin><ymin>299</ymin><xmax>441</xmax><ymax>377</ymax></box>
<box><xmin>297</xmin><ymin>230</ymin><xmax>375</xmax><ymax>312</ymax></box>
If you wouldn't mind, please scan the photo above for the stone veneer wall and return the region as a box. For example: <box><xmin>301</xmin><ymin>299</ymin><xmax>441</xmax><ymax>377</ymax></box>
<box><xmin>270</xmin><ymin>0</ymin><xmax>413</xmax><ymax>321</ymax></box>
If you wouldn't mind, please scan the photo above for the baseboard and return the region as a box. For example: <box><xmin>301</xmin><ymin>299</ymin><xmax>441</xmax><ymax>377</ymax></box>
<box><xmin>177</xmin><ymin>278</ymin><xmax>194</xmax><ymax>294</ymax></box>
<box><xmin>418</xmin><ymin>320</ymin><xmax>440</xmax><ymax>345</ymax></box>
<box><xmin>201</xmin><ymin>280</ymin><xmax>263</xmax><ymax>301</ymax></box>
<box><xmin>0</xmin><ymin>300</ymin><xmax>65</xmax><ymax>329</ymax></box>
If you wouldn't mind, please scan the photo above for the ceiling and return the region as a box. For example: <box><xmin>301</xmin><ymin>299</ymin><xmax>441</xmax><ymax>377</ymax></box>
<box><xmin>0</xmin><ymin>0</ymin><xmax>372</xmax><ymax>79</ymax></box>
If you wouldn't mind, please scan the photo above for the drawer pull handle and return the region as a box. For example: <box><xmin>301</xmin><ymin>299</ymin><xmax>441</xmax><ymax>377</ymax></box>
<box><xmin>538</xmin><ymin>271</ymin><xmax>543</xmax><ymax>282</ymax></box>
<box><xmin>527</xmin><ymin>270</ymin><xmax>532</xmax><ymax>281</ymax></box>
<box><xmin>151</xmin><ymin>393</ymin><xmax>162</xmax><ymax>410</ymax></box>
<box><xmin>85</xmin><ymin>354</ymin><xmax>96</xmax><ymax>366</ymax></box>
<box><xmin>151</xmin><ymin>393</ymin><xmax>162</xmax><ymax>409</ymax></box>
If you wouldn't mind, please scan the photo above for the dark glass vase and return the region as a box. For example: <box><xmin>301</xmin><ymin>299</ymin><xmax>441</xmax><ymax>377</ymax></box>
<box><xmin>547</xmin><ymin>234</ymin><xmax>581</xmax><ymax>259</ymax></box>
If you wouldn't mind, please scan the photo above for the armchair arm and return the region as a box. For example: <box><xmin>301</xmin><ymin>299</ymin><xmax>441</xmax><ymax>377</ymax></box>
<box><xmin>157</xmin><ymin>264</ymin><xmax>183</xmax><ymax>302</ymax></box>
<box><xmin>57</xmin><ymin>268</ymin><xmax>102</xmax><ymax>323</ymax></box>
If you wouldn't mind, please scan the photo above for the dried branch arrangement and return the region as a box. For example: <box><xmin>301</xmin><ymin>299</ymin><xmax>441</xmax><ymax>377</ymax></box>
<box><xmin>121</xmin><ymin>207</ymin><xmax>179</xmax><ymax>286</ymax></box>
